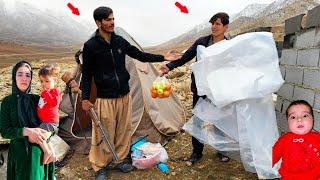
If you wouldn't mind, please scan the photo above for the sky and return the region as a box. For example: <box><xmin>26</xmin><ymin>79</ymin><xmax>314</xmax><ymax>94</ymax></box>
<box><xmin>11</xmin><ymin>0</ymin><xmax>275</xmax><ymax>47</ymax></box>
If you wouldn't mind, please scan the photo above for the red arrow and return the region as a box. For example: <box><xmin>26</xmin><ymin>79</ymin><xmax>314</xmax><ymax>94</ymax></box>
<box><xmin>67</xmin><ymin>3</ymin><xmax>80</xmax><ymax>16</ymax></box>
<box><xmin>175</xmin><ymin>2</ymin><xmax>188</xmax><ymax>14</ymax></box>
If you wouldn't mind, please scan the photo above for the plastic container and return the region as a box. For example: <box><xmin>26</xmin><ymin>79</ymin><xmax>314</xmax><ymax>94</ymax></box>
<box><xmin>157</xmin><ymin>162</ymin><xmax>169</xmax><ymax>173</ymax></box>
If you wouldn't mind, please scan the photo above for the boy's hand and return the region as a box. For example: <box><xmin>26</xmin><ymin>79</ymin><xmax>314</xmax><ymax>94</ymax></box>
<box><xmin>159</xmin><ymin>64</ymin><xmax>170</xmax><ymax>75</ymax></box>
<box><xmin>164</xmin><ymin>50</ymin><xmax>182</xmax><ymax>61</ymax></box>
<box><xmin>82</xmin><ymin>100</ymin><xmax>93</xmax><ymax>111</ymax></box>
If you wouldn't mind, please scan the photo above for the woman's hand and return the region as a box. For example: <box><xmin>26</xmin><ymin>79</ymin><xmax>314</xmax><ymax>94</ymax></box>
<box><xmin>23</xmin><ymin>128</ymin><xmax>48</xmax><ymax>144</ymax></box>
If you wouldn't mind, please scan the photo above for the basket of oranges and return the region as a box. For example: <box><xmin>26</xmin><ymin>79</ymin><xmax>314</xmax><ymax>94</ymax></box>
<box><xmin>150</xmin><ymin>77</ymin><xmax>173</xmax><ymax>98</ymax></box>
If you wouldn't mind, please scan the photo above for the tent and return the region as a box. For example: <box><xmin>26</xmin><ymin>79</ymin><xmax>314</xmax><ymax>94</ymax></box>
<box><xmin>58</xmin><ymin>27</ymin><xmax>186</xmax><ymax>146</ymax></box>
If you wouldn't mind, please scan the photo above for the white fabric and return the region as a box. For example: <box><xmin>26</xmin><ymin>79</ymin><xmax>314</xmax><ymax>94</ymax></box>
<box><xmin>183</xmin><ymin>32</ymin><xmax>283</xmax><ymax>179</ymax></box>
<box><xmin>192</xmin><ymin>32</ymin><xmax>284</xmax><ymax>108</ymax></box>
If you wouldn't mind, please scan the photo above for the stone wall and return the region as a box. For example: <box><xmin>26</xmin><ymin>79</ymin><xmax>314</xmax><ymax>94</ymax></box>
<box><xmin>275</xmin><ymin>5</ymin><xmax>320</xmax><ymax>133</ymax></box>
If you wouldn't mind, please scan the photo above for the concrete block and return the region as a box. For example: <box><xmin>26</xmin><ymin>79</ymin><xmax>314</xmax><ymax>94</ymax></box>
<box><xmin>276</xmin><ymin>112</ymin><xmax>289</xmax><ymax>132</ymax></box>
<box><xmin>297</xmin><ymin>49</ymin><xmax>320</xmax><ymax>67</ymax></box>
<box><xmin>275</xmin><ymin>96</ymin><xmax>283</xmax><ymax>112</ymax></box>
<box><xmin>276</xmin><ymin>41</ymin><xmax>283</xmax><ymax>58</ymax></box>
<box><xmin>277</xmin><ymin>83</ymin><xmax>294</xmax><ymax>100</ymax></box>
<box><xmin>285</xmin><ymin>14</ymin><xmax>304</xmax><ymax>35</ymax></box>
<box><xmin>283</xmin><ymin>34</ymin><xmax>296</xmax><ymax>49</ymax></box>
<box><xmin>282</xmin><ymin>99</ymin><xmax>291</xmax><ymax>114</ymax></box>
<box><xmin>295</xmin><ymin>29</ymin><xmax>316</xmax><ymax>48</ymax></box>
<box><xmin>303</xmin><ymin>69</ymin><xmax>320</xmax><ymax>89</ymax></box>
<box><xmin>315</xmin><ymin>28</ymin><xmax>320</xmax><ymax>47</ymax></box>
<box><xmin>285</xmin><ymin>67</ymin><xmax>303</xmax><ymax>85</ymax></box>
<box><xmin>313</xmin><ymin>111</ymin><xmax>320</xmax><ymax>131</ymax></box>
<box><xmin>306</xmin><ymin>5</ymin><xmax>320</xmax><ymax>28</ymax></box>
<box><xmin>280</xmin><ymin>65</ymin><xmax>286</xmax><ymax>79</ymax></box>
<box><xmin>293</xmin><ymin>86</ymin><xmax>315</xmax><ymax>105</ymax></box>
<box><xmin>314</xmin><ymin>93</ymin><xmax>320</xmax><ymax>109</ymax></box>
<box><xmin>280</xmin><ymin>49</ymin><xmax>297</xmax><ymax>65</ymax></box>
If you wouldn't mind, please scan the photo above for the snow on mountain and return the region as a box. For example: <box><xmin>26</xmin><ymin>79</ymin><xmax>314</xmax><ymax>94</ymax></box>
<box><xmin>0</xmin><ymin>0</ymin><xmax>93</xmax><ymax>45</ymax></box>
<box><xmin>231</xmin><ymin>3</ymin><xmax>268</xmax><ymax>20</ymax></box>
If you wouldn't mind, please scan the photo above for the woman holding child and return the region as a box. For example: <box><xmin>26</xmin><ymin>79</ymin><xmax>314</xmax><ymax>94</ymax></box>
<box><xmin>0</xmin><ymin>61</ymin><xmax>55</xmax><ymax>180</ymax></box>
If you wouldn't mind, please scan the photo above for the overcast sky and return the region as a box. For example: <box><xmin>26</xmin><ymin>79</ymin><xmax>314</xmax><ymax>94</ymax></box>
<box><xmin>11</xmin><ymin>0</ymin><xmax>275</xmax><ymax>47</ymax></box>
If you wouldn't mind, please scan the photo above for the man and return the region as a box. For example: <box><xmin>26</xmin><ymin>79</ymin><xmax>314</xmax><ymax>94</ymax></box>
<box><xmin>81</xmin><ymin>6</ymin><xmax>180</xmax><ymax>180</ymax></box>
<box><xmin>160</xmin><ymin>12</ymin><xmax>230</xmax><ymax>165</ymax></box>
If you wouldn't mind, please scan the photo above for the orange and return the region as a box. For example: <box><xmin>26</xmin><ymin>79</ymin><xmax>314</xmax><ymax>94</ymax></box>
<box><xmin>158</xmin><ymin>93</ymin><xmax>165</xmax><ymax>98</ymax></box>
<box><xmin>165</xmin><ymin>83</ymin><xmax>171</xmax><ymax>91</ymax></box>
<box><xmin>163</xmin><ymin>91</ymin><xmax>170</xmax><ymax>97</ymax></box>
<box><xmin>152</xmin><ymin>89</ymin><xmax>157</xmax><ymax>94</ymax></box>
<box><xmin>151</xmin><ymin>91</ymin><xmax>158</xmax><ymax>98</ymax></box>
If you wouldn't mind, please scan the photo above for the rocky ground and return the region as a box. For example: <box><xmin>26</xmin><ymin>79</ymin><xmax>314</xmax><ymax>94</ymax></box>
<box><xmin>0</xmin><ymin>58</ymin><xmax>259</xmax><ymax>180</ymax></box>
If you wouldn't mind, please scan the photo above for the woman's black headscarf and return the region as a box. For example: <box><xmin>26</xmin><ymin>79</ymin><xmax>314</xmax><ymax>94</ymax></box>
<box><xmin>12</xmin><ymin>61</ymin><xmax>39</xmax><ymax>128</ymax></box>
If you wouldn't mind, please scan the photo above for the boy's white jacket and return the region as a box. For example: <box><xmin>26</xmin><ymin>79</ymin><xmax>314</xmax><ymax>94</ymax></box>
<box><xmin>192</xmin><ymin>32</ymin><xmax>284</xmax><ymax>108</ymax></box>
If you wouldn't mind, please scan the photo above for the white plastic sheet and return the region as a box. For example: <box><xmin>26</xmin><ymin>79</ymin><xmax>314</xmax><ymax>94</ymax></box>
<box><xmin>183</xmin><ymin>32</ymin><xmax>282</xmax><ymax>179</ymax></box>
<box><xmin>192</xmin><ymin>32</ymin><xmax>284</xmax><ymax>108</ymax></box>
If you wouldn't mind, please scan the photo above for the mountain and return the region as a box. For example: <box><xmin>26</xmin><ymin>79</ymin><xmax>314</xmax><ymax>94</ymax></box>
<box><xmin>228</xmin><ymin>0</ymin><xmax>320</xmax><ymax>35</ymax></box>
<box><xmin>156</xmin><ymin>0</ymin><xmax>320</xmax><ymax>50</ymax></box>
<box><xmin>0</xmin><ymin>0</ymin><xmax>93</xmax><ymax>46</ymax></box>
<box><xmin>231</xmin><ymin>3</ymin><xmax>268</xmax><ymax>20</ymax></box>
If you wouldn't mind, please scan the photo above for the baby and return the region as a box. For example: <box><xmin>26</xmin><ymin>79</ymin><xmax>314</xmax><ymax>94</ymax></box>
<box><xmin>273</xmin><ymin>100</ymin><xmax>320</xmax><ymax>179</ymax></box>
<box><xmin>37</xmin><ymin>64</ymin><xmax>61</xmax><ymax>164</ymax></box>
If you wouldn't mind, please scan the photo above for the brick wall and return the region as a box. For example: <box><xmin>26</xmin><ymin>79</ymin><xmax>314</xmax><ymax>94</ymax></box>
<box><xmin>276</xmin><ymin>5</ymin><xmax>320</xmax><ymax>133</ymax></box>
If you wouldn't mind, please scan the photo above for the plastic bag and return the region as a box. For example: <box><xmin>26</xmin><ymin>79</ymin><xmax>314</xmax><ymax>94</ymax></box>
<box><xmin>150</xmin><ymin>76</ymin><xmax>172</xmax><ymax>98</ymax></box>
<box><xmin>131</xmin><ymin>142</ymin><xmax>168</xmax><ymax>169</ymax></box>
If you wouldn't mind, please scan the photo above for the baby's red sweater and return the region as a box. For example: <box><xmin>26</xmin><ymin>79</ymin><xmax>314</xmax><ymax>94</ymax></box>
<box><xmin>37</xmin><ymin>88</ymin><xmax>60</xmax><ymax>123</ymax></box>
<box><xmin>272</xmin><ymin>131</ymin><xmax>320</xmax><ymax>180</ymax></box>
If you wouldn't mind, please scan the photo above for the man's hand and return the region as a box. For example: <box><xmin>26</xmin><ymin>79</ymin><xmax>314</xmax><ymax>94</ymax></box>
<box><xmin>159</xmin><ymin>64</ymin><xmax>170</xmax><ymax>75</ymax></box>
<box><xmin>164</xmin><ymin>50</ymin><xmax>182</xmax><ymax>61</ymax></box>
<box><xmin>82</xmin><ymin>100</ymin><xmax>94</xmax><ymax>111</ymax></box>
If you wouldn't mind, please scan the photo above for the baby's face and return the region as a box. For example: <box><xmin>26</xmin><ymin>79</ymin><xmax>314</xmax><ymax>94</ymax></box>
<box><xmin>287</xmin><ymin>104</ymin><xmax>313</xmax><ymax>135</ymax></box>
<box><xmin>39</xmin><ymin>75</ymin><xmax>55</xmax><ymax>90</ymax></box>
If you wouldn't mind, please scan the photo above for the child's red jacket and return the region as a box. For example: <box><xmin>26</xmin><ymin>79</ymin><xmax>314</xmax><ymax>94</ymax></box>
<box><xmin>37</xmin><ymin>88</ymin><xmax>60</xmax><ymax>123</ymax></box>
<box><xmin>272</xmin><ymin>131</ymin><xmax>320</xmax><ymax>180</ymax></box>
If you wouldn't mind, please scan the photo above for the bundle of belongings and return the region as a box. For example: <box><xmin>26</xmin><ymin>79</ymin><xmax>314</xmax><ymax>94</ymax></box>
<box><xmin>131</xmin><ymin>137</ymin><xmax>169</xmax><ymax>172</ymax></box>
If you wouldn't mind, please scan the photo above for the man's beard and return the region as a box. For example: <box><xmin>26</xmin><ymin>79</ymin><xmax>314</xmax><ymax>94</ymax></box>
<box><xmin>101</xmin><ymin>25</ymin><xmax>114</xmax><ymax>33</ymax></box>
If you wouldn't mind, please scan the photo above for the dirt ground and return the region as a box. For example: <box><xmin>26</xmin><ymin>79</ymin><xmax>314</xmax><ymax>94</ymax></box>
<box><xmin>53</xmin><ymin>61</ymin><xmax>259</xmax><ymax>180</ymax></box>
<box><xmin>0</xmin><ymin>58</ymin><xmax>260</xmax><ymax>180</ymax></box>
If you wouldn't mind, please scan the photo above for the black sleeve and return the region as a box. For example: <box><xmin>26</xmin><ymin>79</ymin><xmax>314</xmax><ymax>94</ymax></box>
<box><xmin>166</xmin><ymin>38</ymin><xmax>200</xmax><ymax>70</ymax></box>
<box><xmin>124</xmin><ymin>39</ymin><xmax>164</xmax><ymax>62</ymax></box>
<box><xmin>80</xmin><ymin>43</ymin><xmax>93</xmax><ymax>100</ymax></box>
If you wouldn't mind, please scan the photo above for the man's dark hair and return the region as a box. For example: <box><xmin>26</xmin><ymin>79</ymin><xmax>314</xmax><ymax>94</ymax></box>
<box><xmin>93</xmin><ymin>6</ymin><xmax>113</xmax><ymax>22</ymax></box>
<box><xmin>209</xmin><ymin>12</ymin><xmax>229</xmax><ymax>25</ymax></box>
<box><xmin>285</xmin><ymin>100</ymin><xmax>314</xmax><ymax>119</ymax></box>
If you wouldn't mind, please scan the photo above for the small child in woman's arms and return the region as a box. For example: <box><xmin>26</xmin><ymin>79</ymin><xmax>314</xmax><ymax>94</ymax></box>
<box><xmin>37</xmin><ymin>64</ymin><xmax>61</xmax><ymax>164</ymax></box>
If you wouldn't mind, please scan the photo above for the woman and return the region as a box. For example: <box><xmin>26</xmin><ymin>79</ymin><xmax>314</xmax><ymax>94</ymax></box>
<box><xmin>0</xmin><ymin>61</ymin><xmax>55</xmax><ymax>180</ymax></box>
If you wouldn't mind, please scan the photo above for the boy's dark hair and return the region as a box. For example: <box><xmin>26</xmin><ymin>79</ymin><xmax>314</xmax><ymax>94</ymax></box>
<box><xmin>38</xmin><ymin>64</ymin><xmax>60</xmax><ymax>77</ymax></box>
<box><xmin>93</xmin><ymin>6</ymin><xmax>113</xmax><ymax>22</ymax></box>
<box><xmin>209</xmin><ymin>12</ymin><xmax>229</xmax><ymax>26</ymax></box>
<box><xmin>285</xmin><ymin>100</ymin><xmax>314</xmax><ymax>119</ymax></box>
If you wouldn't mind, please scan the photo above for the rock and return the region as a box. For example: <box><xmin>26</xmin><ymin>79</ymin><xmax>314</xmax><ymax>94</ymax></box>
<box><xmin>186</xmin><ymin>161</ymin><xmax>192</xmax><ymax>167</ymax></box>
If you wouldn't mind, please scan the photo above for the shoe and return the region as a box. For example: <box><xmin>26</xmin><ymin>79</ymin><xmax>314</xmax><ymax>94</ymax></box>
<box><xmin>95</xmin><ymin>167</ymin><xmax>107</xmax><ymax>180</ymax></box>
<box><xmin>114</xmin><ymin>162</ymin><xmax>134</xmax><ymax>173</ymax></box>
<box><xmin>186</xmin><ymin>152</ymin><xmax>203</xmax><ymax>165</ymax></box>
<box><xmin>216</xmin><ymin>152</ymin><xmax>230</xmax><ymax>162</ymax></box>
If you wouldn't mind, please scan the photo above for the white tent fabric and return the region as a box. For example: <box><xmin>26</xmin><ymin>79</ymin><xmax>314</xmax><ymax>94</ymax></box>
<box><xmin>183</xmin><ymin>32</ymin><xmax>283</xmax><ymax>179</ymax></box>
